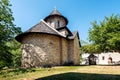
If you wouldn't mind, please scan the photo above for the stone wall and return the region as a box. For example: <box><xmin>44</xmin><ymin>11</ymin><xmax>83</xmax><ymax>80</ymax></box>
<box><xmin>61</xmin><ymin>38</ymin><xmax>68</xmax><ymax>65</ymax></box>
<box><xmin>20</xmin><ymin>33</ymin><xmax>80</xmax><ymax>68</ymax></box>
<box><xmin>59</xmin><ymin>29</ymin><xmax>69</xmax><ymax>37</ymax></box>
<box><xmin>68</xmin><ymin>40</ymin><xmax>74</xmax><ymax>64</ymax></box>
<box><xmin>73</xmin><ymin>35</ymin><xmax>80</xmax><ymax>65</ymax></box>
<box><xmin>21</xmin><ymin>33</ymin><xmax>61</xmax><ymax>67</ymax></box>
<box><xmin>46</xmin><ymin>16</ymin><xmax>66</xmax><ymax>29</ymax></box>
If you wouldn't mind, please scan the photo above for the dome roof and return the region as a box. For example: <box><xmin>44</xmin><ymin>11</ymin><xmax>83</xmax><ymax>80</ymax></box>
<box><xmin>44</xmin><ymin>9</ymin><xmax>68</xmax><ymax>25</ymax></box>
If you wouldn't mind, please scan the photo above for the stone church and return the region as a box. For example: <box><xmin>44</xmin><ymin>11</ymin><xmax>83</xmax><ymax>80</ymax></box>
<box><xmin>16</xmin><ymin>9</ymin><xmax>81</xmax><ymax>68</ymax></box>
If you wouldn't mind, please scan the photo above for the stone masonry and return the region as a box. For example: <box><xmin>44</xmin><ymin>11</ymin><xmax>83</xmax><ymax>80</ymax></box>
<box><xmin>16</xmin><ymin>9</ymin><xmax>81</xmax><ymax>68</ymax></box>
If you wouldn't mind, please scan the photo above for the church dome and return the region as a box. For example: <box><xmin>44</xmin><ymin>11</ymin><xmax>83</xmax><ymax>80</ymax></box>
<box><xmin>44</xmin><ymin>9</ymin><xmax>68</xmax><ymax>25</ymax></box>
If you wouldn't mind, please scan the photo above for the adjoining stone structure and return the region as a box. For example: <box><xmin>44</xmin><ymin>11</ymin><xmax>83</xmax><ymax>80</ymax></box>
<box><xmin>16</xmin><ymin>9</ymin><xmax>81</xmax><ymax>68</ymax></box>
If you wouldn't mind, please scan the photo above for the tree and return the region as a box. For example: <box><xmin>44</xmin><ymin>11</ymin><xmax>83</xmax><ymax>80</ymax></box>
<box><xmin>88</xmin><ymin>14</ymin><xmax>120</xmax><ymax>53</ymax></box>
<box><xmin>0</xmin><ymin>0</ymin><xmax>22</xmax><ymax>69</ymax></box>
<box><xmin>81</xmin><ymin>44</ymin><xmax>99</xmax><ymax>53</ymax></box>
<box><xmin>6</xmin><ymin>39</ymin><xmax>22</xmax><ymax>68</ymax></box>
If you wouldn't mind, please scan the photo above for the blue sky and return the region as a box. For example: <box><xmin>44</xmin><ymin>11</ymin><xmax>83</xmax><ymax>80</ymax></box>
<box><xmin>10</xmin><ymin>0</ymin><xmax>120</xmax><ymax>42</ymax></box>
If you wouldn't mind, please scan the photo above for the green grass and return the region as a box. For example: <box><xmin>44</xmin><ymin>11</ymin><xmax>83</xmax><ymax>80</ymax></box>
<box><xmin>0</xmin><ymin>66</ymin><xmax>120</xmax><ymax>80</ymax></box>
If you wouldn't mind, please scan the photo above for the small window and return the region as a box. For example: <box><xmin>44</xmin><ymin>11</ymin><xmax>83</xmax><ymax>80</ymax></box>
<box><xmin>58</xmin><ymin>20</ymin><xmax>60</xmax><ymax>27</ymax></box>
<box><xmin>102</xmin><ymin>56</ymin><xmax>105</xmax><ymax>60</ymax></box>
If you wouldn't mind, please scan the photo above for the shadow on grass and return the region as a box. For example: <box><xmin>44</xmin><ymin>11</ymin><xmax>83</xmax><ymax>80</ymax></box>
<box><xmin>35</xmin><ymin>72</ymin><xmax>120</xmax><ymax>80</ymax></box>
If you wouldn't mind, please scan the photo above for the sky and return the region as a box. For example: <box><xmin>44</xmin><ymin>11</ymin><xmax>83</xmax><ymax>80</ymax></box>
<box><xmin>10</xmin><ymin>0</ymin><xmax>120</xmax><ymax>42</ymax></box>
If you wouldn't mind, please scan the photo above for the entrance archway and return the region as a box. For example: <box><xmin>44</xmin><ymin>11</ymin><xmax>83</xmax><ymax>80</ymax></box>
<box><xmin>108</xmin><ymin>57</ymin><xmax>112</xmax><ymax>64</ymax></box>
<box><xmin>88</xmin><ymin>54</ymin><xmax>97</xmax><ymax>65</ymax></box>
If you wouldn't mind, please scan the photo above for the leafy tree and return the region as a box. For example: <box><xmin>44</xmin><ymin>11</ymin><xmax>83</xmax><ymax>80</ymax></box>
<box><xmin>6</xmin><ymin>40</ymin><xmax>22</xmax><ymax>68</ymax></box>
<box><xmin>88</xmin><ymin>14</ymin><xmax>120</xmax><ymax>53</ymax></box>
<box><xmin>0</xmin><ymin>0</ymin><xmax>22</xmax><ymax>69</ymax></box>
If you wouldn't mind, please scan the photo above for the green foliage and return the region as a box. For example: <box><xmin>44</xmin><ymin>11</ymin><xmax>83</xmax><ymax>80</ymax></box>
<box><xmin>6</xmin><ymin>40</ymin><xmax>22</xmax><ymax>68</ymax></box>
<box><xmin>0</xmin><ymin>0</ymin><xmax>22</xmax><ymax>69</ymax></box>
<box><xmin>0</xmin><ymin>68</ymin><xmax>36</xmax><ymax>78</ymax></box>
<box><xmin>80</xmin><ymin>40</ymin><xmax>101</xmax><ymax>54</ymax></box>
<box><xmin>88</xmin><ymin>14</ymin><xmax>120</xmax><ymax>52</ymax></box>
<box><xmin>81</xmin><ymin>44</ymin><xmax>101</xmax><ymax>53</ymax></box>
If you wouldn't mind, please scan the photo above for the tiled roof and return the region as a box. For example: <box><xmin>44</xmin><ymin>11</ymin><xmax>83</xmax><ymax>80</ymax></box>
<box><xmin>68</xmin><ymin>31</ymin><xmax>78</xmax><ymax>39</ymax></box>
<box><xmin>68</xmin><ymin>31</ymin><xmax>81</xmax><ymax>47</ymax></box>
<box><xmin>15</xmin><ymin>20</ymin><xmax>65</xmax><ymax>42</ymax></box>
<box><xmin>44</xmin><ymin>9</ymin><xmax>68</xmax><ymax>25</ymax></box>
<box><xmin>88</xmin><ymin>54</ymin><xmax>98</xmax><ymax>58</ymax></box>
<box><xmin>26</xmin><ymin>20</ymin><xmax>65</xmax><ymax>37</ymax></box>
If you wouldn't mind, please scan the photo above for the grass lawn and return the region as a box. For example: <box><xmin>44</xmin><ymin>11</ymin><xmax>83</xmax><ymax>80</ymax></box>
<box><xmin>0</xmin><ymin>66</ymin><xmax>120</xmax><ymax>80</ymax></box>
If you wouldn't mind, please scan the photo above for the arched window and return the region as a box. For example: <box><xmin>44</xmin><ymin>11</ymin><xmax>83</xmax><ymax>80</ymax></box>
<box><xmin>57</xmin><ymin>20</ymin><xmax>60</xmax><ymax>27</ymax></box>
<box><xmin>102</xmin><ymin>56</ymin><xmax>105</xmax><ymax>60</ymax></box>
<box><xmin>108</xmin><ymin>57</ymin><xmax>112</xmax><ymax>64</ymax></box>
